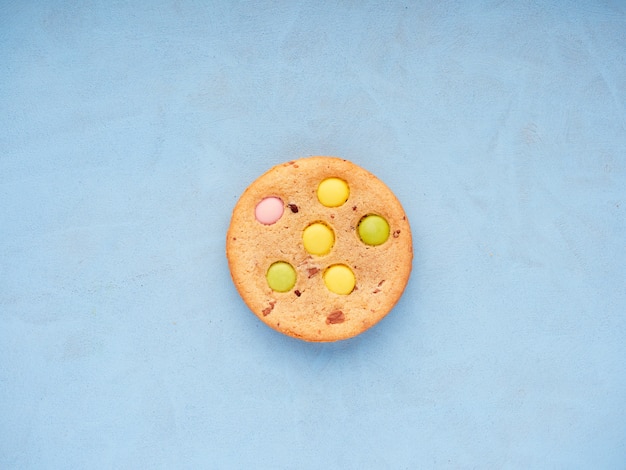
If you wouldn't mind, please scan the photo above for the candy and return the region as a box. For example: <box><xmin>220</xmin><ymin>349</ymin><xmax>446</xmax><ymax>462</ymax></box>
<box><xmin>266</xmin><ymin>261</ymin><xmax>296</xmax><ymax>292</ymax></box>
<box><xmin>302</xmin><ymin>222</ymin><xmax>335</xmax><ymax>256</ymax></box>
<box><xmin>255</xmin><ymin>197</ymin><xmax>284</xmax><ymax>225</ymax></box>
<box><xmin>323</xmin><ymin>264</ymin><xmax>356</xmax><ymax>295</ymax></box>
<box><xmin>358</xmin><ymin>214</ymin><xmax>390</xmax><ymax>246</ymax></box>
<box><xmin>317</xmin><ymin>177</ymin><xmax>349</xmax><ymax>207</ymax></box>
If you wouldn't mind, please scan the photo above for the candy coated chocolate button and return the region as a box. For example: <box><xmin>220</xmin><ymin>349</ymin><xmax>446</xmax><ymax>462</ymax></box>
<box><xmin>358</xmin><ymin>214</ymin><xmax>390</xmax><ymax>246</ymax></box>
<box><xmin>323</xmin><ymin>264</ymin><xmax>355</xmax><ymax>295</ymax></box>
<box><xmin>266</xmin><ymin>261</ymin><xmax>296</xmax><ymax>292</ymax></box>
<box><xmin>302</xmin><ymin>222</ymin><xmax>334</xmax><ymax>256</ymax></box>
<box><xmin>255</xmin><ymin>197</ymin><xmax>284</xmax><ymax>225</ymax></box>
<box><xmin>317</xmin><ymin>178</ymin><xmax>349</xmax><ymax>207</ymax></box>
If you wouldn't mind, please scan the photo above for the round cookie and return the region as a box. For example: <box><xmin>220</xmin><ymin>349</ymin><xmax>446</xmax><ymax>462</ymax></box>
<box><xmin>226</xmin><ymin>156</ymin><xmax>413</xmax><ymax>342</ymax></box>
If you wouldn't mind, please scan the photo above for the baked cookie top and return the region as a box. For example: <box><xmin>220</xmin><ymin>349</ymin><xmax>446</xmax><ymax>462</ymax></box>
<box><xmin>226</xmin><ymin>156</ymin><xmax>413</xmax><ymax>342</ymax></box>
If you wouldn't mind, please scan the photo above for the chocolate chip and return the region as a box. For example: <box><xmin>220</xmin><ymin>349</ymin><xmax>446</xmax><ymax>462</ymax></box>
<box><xmin>326</xmin><ymin>310</ymin><xmax>345</xmax><ymax>324</ymax></box>
<box><xmin>294</xmin><ymin>290</ymin><xmax>301</xmax><ymax>297</ymax></box>
<box><xmin>262</xmin><ymin>301</ymin><xmax>276</xmax><ymax>316</ymax></box>
<box><xmin>352</xmin><ymin>205</ymin><xmax>357</xmax><ymax>211</ymax></box>
<box><xmin>287</xmin><ymin>203</ymin><xmax>299</xmax><ymax>213</ymax></box>
<box><xmin>307</xmin><ymin>267</ymin><xmax>320</xmax><ymax>278</ymax></box>
<box><xmin>393</xmin><ymin>230</ymin><xmax>401</xmax><ymax>238</ymax></box>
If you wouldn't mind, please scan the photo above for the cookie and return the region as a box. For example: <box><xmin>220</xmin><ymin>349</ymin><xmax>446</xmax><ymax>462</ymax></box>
<box><xmin>226</xmin><ymin>156</ymin><xmax>412</xmax><ymax>342</ymax></box>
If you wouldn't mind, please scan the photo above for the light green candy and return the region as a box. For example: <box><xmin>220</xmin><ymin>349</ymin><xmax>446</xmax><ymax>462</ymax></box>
<box><xmin>358</xmin><ymin>214</ymin><xmax>390</xmax><ymax>246</ymax></box>
<box><xmin>266</xmin><ymin>261</ymin><xmax>297</xmax><ymax>292</ymax></box>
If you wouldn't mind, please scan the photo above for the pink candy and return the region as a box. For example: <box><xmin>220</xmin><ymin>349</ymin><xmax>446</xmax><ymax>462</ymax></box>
<box><xmin>255</xmin><ymin>197</ymin><xmax>284</xmax><ymax>225</ymax></box>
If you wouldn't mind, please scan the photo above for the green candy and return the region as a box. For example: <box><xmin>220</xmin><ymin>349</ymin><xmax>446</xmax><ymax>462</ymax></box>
<box><xmin>358</xmin><ymin>214</ymin><xmax>390</xmax><ymax>246</ymax></box>
<box><xmin>266</xmin><ymin>261</ymin><xmax>297</xmax><ymax>292</ymax></box>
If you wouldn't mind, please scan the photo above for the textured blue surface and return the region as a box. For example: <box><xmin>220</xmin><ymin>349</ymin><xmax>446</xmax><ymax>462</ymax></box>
<box><xmin>1</xmin><ymin>1</ymin><xmax>625</xmax><ymax>468</ymax></box>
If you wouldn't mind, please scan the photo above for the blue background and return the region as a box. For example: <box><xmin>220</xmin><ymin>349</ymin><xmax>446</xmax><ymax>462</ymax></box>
<box><xmin>1</xmin><ymin>1</ymin><xmax>625</xmax><ymax>468</ymax></box>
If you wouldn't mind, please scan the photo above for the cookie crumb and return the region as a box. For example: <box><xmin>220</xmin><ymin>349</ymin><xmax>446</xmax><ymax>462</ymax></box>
<box><xmin>393</xmin><ymin>230</ymin><xmax>401</xmax><ymax>238</ymax></box>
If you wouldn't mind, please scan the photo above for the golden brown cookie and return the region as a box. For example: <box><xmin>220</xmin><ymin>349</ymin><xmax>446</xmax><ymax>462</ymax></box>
<box><xmin>226</xmin><ymin>156</ymin><xmax>412</xmax><ymax>342</ymax></box>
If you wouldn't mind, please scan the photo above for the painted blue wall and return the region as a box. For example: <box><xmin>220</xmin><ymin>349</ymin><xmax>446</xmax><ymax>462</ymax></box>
<box><xmin>1</xmin><ymin>1</ymin><xmax>625</xmax><ymax>468</ymax></box>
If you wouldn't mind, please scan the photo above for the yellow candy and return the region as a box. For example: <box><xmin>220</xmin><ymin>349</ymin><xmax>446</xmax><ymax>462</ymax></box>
<box><xmin>317</xmin><ymin>177</ymin><xmax>349</xmax><ymax>207</ymax></box>
<box><xmin>323</xmin><ymin>264</ymin><xmax>355</xmax><ymax>295</ymax></box>
<box><xmin>302</xmin><ymin>223</ymin><xmax>334</xmax><ymax>256</ymax></box>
